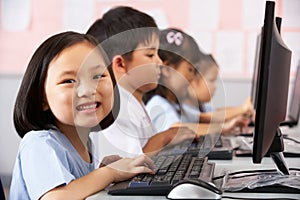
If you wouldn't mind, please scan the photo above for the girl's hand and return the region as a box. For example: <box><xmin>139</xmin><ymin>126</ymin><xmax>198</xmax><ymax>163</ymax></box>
<box><xmin>105</xmin><ymin>154</ymin><xmax>155</xmax><ymax>183</ymax></box>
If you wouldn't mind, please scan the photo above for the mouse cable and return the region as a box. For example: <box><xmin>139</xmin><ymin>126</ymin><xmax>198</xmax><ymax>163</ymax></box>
<box><xmin>212</xmin><ymin>168</ymin><xmax>300</xmax><ymax>181</ymax></box>
<box><xmin>221</xmin><ymin>196</ymin><xmax>298</xmax><ymax>200</ymax></box>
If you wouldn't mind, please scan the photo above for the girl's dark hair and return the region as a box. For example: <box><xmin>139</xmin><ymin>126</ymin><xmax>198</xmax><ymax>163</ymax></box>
<box><xmin>195</xmin><ymin>54</ymin><xmax>219</xmax><ymax>112</ymax></box>
<box><xmin>13</xmin><ymin>31</ymin><xmax>118</xmax><ymax>138</ymax></box>
<box><xmin>86</xmin><ymin>6</ymin><xmax>159</xmax><ymax>61</ymax></box>
<box><xmin>196</xmin><ymin>54</ymin><xmax>219</xmax><ymax>75</ymax></box>
<box><xmin>158</xmin><ymin>28</ymin><xmax>205</xmax><ymax>68</ymax></box>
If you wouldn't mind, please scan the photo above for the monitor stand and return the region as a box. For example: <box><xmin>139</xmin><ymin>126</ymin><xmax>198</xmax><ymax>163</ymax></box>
<box><xmin>268</xmin><ymin>128</ymin><xmax>290</xmax><ymax>175</ymax></box>
<box><xmin>269</xmin><ymin>152</ymin><xmax>289</xmax><ymax>175</ymax></box>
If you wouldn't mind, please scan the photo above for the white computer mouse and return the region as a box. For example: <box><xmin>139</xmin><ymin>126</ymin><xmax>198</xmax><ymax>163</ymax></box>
<box><xmin>166</xmin><ymin>179</ymin><xmax>222</xmax><ymax>200</ymax></box>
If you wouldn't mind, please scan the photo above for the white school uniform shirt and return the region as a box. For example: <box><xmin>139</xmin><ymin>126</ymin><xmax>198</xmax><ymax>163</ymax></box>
<box><xmin>90</xmin><ymin>85</ymin><xmax>156</xmax><ymax>165</ymax></box>
<box><xmin>145</xmin><ymin>95</ymin><xmax>182</xmax><ymax>132</ymax></box>
<box><xmin>181</xmin><ymin>103</ymin><xmax>213</xmax><ymax>123</ymax></box>
<box><xmin>9</xmin><ymin>128</ymin><xmax>95</xmax><ymax>200</ymax></box>
<box><xmin>181</xmin><ymin>103</ymin><xmax>201</xmax><ymax>123</ymax></box>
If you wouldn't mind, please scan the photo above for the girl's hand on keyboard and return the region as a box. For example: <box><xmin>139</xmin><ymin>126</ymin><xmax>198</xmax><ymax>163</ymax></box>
<box><xmin>105</xmin><ymin>154</ymin><xmax>155</xmax><ymax>183</ymax></box>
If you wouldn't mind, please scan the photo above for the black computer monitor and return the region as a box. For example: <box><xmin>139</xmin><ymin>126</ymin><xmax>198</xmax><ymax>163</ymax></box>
<box><xmin>280</xmin><ymin>62</ymin><xmax>300</xmax><ymax>127</ymax></box>
<box><xmin>251</xmin><ymin>15</ymin><xmax>282</xmax><ymax>110</ymax></box>
<box><xmin>250</xmin><ymin>33</ymin><xmax>261</xmax><ymax>110</ymax></box>
<box><xmin>252</xmin><ymin>1</ymin><xmax>292</xmax><ymax>175</ymax></box>
<box><xmin>287</xmin><ymin>63</ymin><xmax>300</xmax><ymax>125</ymax></box>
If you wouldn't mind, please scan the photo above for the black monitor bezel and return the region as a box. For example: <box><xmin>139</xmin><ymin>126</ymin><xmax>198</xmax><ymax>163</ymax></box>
<box><xmin>252</xmin><ymin>1</ymin><xmax>292</xmax><ymax>165</ymax></box>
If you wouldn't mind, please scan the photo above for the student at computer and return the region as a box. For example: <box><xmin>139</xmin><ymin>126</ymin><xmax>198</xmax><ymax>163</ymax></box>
<box><xmin>183</xmin><ymin>53</ymin><xmax>254</xmax><ymax>124</ymax></box>
<box><xmin>86</xmin><ymin>6</ymin><xmax>196</xmax><ymax>162</ymax></box>
<box><xmin>144</xmin><ymin>28</ymin><xmax>250</xmax><ymax>134</ymax></box>
<box><xmin>9</xmin><ymin>31</ymin><xmax>155</xmax><ymax>200</ymax></box>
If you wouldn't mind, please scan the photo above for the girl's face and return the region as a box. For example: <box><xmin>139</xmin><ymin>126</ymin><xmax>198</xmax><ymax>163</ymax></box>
<box><xmin>43</xmin><ymin>42</ymin><xmax>113</xmax><ymax>130</ymax></box>
<box><xmin>121</xmin><ymin>35</ymin><xmax>162</xmax><ymax>97</ymax></box>
<box><xmin>190</xmin><ymin>65</ymin><xmax>219</xmax><ymax>102</ymax></box>
<box><xmin>164</xmin><ymin>60</ymin><xmax>195</xmax><ymax>99</ymax></box>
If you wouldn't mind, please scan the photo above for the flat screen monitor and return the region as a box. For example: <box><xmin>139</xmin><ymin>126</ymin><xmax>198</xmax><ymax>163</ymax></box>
<box><xmin>252</xmin><ymin>1</ymin><xmax>292</xmax><ymax>175</ymax></box>
<box><xmin>280</xmin><ymin>62</ymin><xmax>300</xmax><ymax>127</ymax></box>
<box><xmin>251</xmin><ymin>16</ymin><xmax>282</xmax><ymax>110</ymax></box>
<box><xmin>250</xmin><ymin>33</ymin><xmax>261</xmax><ymax>110</ymax></box>
<box><xmin>287</xmin><ymin>63</ymin><xmax>300</xmax><ymax>124</ymax></box>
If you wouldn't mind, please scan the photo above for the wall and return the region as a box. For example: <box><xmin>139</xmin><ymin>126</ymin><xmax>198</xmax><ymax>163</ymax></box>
<box><xmin>0</xmin><ymin>75</ymin><xmax>21</xmax><ymax>186</ymax></box>
<box><xmin>1</xmin><ymin>0</ymin><xmax>300</xmax><ymax>76</ymax></box>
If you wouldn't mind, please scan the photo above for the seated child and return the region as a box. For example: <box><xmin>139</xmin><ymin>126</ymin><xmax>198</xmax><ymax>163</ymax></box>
<box><xmin>9</xmin><ymin>31</ymin><xmax>154</xmax><ymax>200</ymax></box>
<box><xmin>183</xmin><ymin>53</ymin><xmax>255</xmax><ymax>125</ymax></box>
<box><xmin>87</xmin><ymin>6</ymin><xmax>195</xmax><ymax>162</ymax></box>
<box><xmin>144</xmin><ymin>28</ymin><xmax>250</xmax><ymax>135</ymax></box>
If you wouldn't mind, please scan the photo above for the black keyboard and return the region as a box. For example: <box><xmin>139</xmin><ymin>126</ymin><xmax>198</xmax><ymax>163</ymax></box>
<box><xmin>107</xmin><ymin>154</ymin><xmax>215</xmax><ymax>195</ymax></box>
<box><xmin>157</xmin><ymin>134</ymin><xmax>233</xmax><ymax>160</ymax></box>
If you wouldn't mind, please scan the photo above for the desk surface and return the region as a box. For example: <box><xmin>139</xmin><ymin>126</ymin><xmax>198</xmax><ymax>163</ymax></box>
<box><xmin>87</xmin><ymin>126</ymin><xmax>300</xmax><ymax>200</ymax></box>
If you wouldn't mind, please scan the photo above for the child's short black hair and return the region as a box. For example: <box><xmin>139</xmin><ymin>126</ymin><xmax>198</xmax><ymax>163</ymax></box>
<box><xmin>13</xmin><ymin>32</ymin><xmax>109</xmax><ymax>138</ymax></box>
<box><xmin>86</xmin><ymin>6</ymin><xmax>159</xmax><ymax>61</ymax></box>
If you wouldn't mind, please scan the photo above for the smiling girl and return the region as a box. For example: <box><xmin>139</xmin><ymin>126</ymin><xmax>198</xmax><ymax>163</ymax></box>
<box><xmin>9</xmin><ymin>31</ymin><xmax>154</xmax><ymax>200</ymax></box>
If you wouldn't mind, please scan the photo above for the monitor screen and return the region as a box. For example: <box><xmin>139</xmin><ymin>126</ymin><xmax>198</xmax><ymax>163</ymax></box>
<box><xmin>250</xmin><ymin>33</ymin><xmax>261</xmax><ymax>110</ymax></box>
<box><xmin>287</xmin><ymin>62</ymin><xmax>300</xmax><ymax>123</ymax></box>
<box><xmin>252</xmin><ymin>1</ymin><xmax>292</xmax><ymax>174</ymax></box>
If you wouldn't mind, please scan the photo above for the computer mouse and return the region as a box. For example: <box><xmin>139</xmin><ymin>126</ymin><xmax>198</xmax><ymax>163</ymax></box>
<box><xmin>166</xmin><ymin>179</ymin><xmax>222</xmax><ymax>199</ymax></box>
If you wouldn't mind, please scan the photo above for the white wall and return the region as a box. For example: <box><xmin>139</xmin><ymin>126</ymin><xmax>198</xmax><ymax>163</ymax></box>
<box><xmin>0</xmin><ymin>75</ymin><xmax>22</xmax><ymax>186</ymax></box>
<box><xmin>213</xmin><ymin>78</ymin><xmax>252</xmax><ymax>108</ymax></box>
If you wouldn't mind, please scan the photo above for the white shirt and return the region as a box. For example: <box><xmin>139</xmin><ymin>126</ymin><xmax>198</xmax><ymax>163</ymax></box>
<box><xmin>146</xmin><ymin>96</ymin><xmax>213</xmax><ymax>130</ymax></box>
<box><xmin>181</xmin><ymin>103</ymin><xmax>201</xmax><ymax>123</ymax></box>
<box><xmin>145</xmin><ymin>95</ymin><xmax>182</xmax><ymax>132</ymax></box>
<box><xmin>90</xmin><ymin>86</ymin><xmax>156</xmax><ymax>165</ymax></box>
<box><xmin>181</xmin><ymin>102</ymin><xmax>213</xmax><ymax>123</ymax></box>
